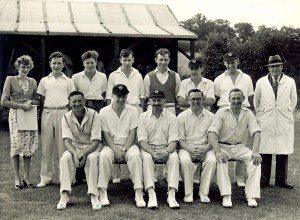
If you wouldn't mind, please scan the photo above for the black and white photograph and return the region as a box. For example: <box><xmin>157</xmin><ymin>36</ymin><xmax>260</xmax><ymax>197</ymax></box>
<box><xmin>0</xmin><ymin>0</ymin><xmax>299</xmax><ymax>219</ymax></box>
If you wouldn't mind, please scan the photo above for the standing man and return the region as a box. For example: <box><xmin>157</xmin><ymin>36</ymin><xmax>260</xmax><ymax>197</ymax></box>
<box><xmin>254</xmin><ymin>55</ymin><xmax>297</xmax><ymax>189</ymax></box>
<box><xmin>208</xmin><ymin>88</ymin><xmax>262</xmax><ymax>208</ymax></box>
<box><xmin>106</xmin><ymin>49</ymin><xmax>145</xmax><ymax>183</ymax></box>
<box><xmin>144</xmin><ymin>48</ymin><xmax>181</xmax><ymax>115</ymax></box>
<box><xmin>106</xmin><ymin>49</ymin><xmax>145</xmax><ymax>113</ymax></box>
<box><xmin>178</xmin><ymin>89</ymin><xmax>216</xmax><ymax>203</ymax></box>
<box><xmin>213</xmin><ymin>52</ymin><xmax>255</xmax><ymax>187</ymax></box>
<box><xmin>57</xmin><ymin>91</ymin><xmax>102</xmax><ymax>210</ymax></box>
<box><xmin>177</xmin><ymin>58</ymin><xmax>215</xmax><ymax>111</ymax></box>
<box><xmin>72</xmin><ymin>50</ymin><xmax>107</xmax><ymax>112</ymax></box>
<box><xmin>37</xmin><ymin>52</ymin><xmax>75</xmax><ymax>187</ymax></box>
<box><xmin>138</xmin><ymin>90</ymin><xmax>180</xmax><ymax>209</ymax></box>
<box><xmin>98</xmin><ymin>84</ymin><xmax>146</xmax><ymax>208</ymax></box>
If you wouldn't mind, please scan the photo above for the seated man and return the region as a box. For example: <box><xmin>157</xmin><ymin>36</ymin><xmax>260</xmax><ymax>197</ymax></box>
<box><xmin>57</xmin><ymin>91</ymin><xmax>102</xmax><ymax>210</ymax></box>
<box><xmin>208</xmin><ymin>88</ymin><xmax>262</xmax><ymax>208</ymax></box>
<box><xmin>138</xmin><ymin>90</ymin><xmax>180</xmax><ymax>209</ymax></box>
<box><xmin>98</xmin><ymin>84</ymin><xmax>145</xmax><ymax>208</ymax></box>
<box><xmin>177</xmin><ymin>89</ymin><xmax>216</xmax><ymax>203</ymax></box>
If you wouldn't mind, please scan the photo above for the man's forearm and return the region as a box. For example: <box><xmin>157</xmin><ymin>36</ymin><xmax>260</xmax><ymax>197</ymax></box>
<box><xmin>178</xmin><ymin>140</ymin><xmax>194</xmax><ymax>154</ymax></box>
<box><xmin>83</xmin><ymin>140</ymin><xmax>100</xmax><ymax>156</ymax></box>
<box><xmin>252</xmin><ymin>132</ymin><xmax>261</xmax><ymax>153</ymax></box>
<box><xmin>167</xmin><ymin>141</ymin><xmax>177</xmax><ymax>153</ymax></box>
<box><xmin>208</xmin><ymin>132</ymin><xmax>221</xmax><ymax>152</ymax></box>
<box><xmin>123</xmin><ymin>129</ymin><xmax>136</xmax><ymax>150</ymax></box>
<box><xmin>139</xmin><ymin>140</ymin><xmax>155</xmax><ymax>156</ymax></box>
<box><xmin>64</xmin><ymin>139</ymin><xmax>76</xmax><ymax>155</ymax></box>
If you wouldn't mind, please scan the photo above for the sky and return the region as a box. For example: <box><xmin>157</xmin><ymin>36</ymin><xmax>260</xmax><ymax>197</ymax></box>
<box><xmin>71</xmin><ymin>0</ymin><xmax>300</xmax><ymax>29</ymax></box>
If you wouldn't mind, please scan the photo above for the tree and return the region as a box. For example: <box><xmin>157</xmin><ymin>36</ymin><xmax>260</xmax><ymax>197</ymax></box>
<box><xmin>234</xmin><ymin>22</ymin><xmax>255</xmax><ymax>42</ymax></box>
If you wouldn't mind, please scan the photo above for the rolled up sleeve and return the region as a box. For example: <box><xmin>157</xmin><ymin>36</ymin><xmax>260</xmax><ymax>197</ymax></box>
<box><xmin>91</xmin><ymin>113</ymin><xmax>102</xmax><ymax>141</ymax></box>
<box><xmin>168</xmin><ymin>116</ymin><xmax>179</xmax><ymax>143</ymax></box>
<box><xmin>137</xmin><ymin>114</ymin><xmax>148</xmax><ymax>142</ymax></box>
<box><xmin>61</xmin><ymin>115</ymin><xmax>73</xmax><ymax>140</ymax></box>
<box><xmin>207</xmin><ymin>111</ymin><xmax>222</xmax><ymax>135</ymax></box>
<box><xmin>247</xmin><ymin>111</ymin><xmax>261</xmax><ymax>137</ymax></box>
<box><xmin>177</xmin><ymin>113</ymin><xmax>186</xmax><ymax>141</ymax></box>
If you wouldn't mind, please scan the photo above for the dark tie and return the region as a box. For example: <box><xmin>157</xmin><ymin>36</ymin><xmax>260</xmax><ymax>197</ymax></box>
<box><xmin>273</xmin><ymin>76</ymin><xmax>278</xmax><ymax>99</ymax></box>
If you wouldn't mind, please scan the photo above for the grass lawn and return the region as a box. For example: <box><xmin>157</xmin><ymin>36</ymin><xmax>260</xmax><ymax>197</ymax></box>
<box><xmin>1</xmin><ymin>115</ymin><xmax>300</xmax><ymax>220</ymax></box>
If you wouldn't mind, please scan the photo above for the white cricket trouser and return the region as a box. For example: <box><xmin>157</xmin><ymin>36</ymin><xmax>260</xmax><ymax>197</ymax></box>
<box><xmin>179</xmin><ymin>149</ymin><xmax>216</xmax><ymax>196</ymax></box>
<box><xmin>40</xmin><ymin>109</ymin><xmax>67</xmax><ymax>182</ymax></box>
<box><xmin>59</xmin><ymin>150</ymin><xmax>100</xmax><ymax>196</ymax></box>
<box><xmin>217</xmin><ymin>144</ymin><xmax>261</xmax><ymax>199</ymax></box>
<box><xmin>98</xmin><ymin>145</ymin><xmax>143</xmax><ymax>190</ymax></box>
<box><xmin>141</xmin><ymin>150</ymin><xmax>179</xmax><ymax>191</ymax></box>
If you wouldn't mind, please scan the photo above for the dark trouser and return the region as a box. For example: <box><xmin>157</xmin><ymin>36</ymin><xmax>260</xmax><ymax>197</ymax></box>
<box><xmin>261</xmin><ymin>154</ymin><xmax>288</xmax><ymax>185</ymax></box>
<box><xmin>75</xmin><ymin>99</ymin><xmax>106</xmax><ymax>183</ymax></box>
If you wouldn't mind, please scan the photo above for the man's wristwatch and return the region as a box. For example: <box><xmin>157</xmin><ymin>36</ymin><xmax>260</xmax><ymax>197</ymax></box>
<box><xmin>166</xmin><ymin>151</ymin><xmax>171</xmax><ymax>155</ymax></box>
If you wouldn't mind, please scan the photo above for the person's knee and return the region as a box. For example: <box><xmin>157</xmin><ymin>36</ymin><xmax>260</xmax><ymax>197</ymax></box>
<box><xmin>61</xmin><ymin>151</ymin><xmax>72</xmax><ymax>163</ymax></box>
<box><xmin>142</xmin><ymin>152</ymin><xmax>152</xmax><ymax>161</ymax></box>
<box><xmin>169</xmin><ymin>152</ymin><xmax>179</xmax><ymax>162</ymax></box>
<box><xmin>86</xmin><ymin>152</ymin><xmax>98</xmax><ymax>162</ymax></box>
<box><xmin>180</xmin><ymin>156</ymin><xmax>192</xmax><ymax>167</ymax></box>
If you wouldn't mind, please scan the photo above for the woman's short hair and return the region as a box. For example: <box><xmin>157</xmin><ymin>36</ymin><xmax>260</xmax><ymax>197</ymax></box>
<box><xmin>14</xmin><ymin>55</ymin><xmax>34</xmax><ymax>70</ymax></box>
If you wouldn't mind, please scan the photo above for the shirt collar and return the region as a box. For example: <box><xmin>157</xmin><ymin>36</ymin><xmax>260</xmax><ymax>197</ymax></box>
<box><xmin>224</xmin><ymin>69</ymin><xmax>243</xmax><ymax>77</ymax></box>
<box><xmin>70</xmin><ymin>107</ymin><xmax>89</xmax><ymax>126</ymax></box>
<box><xmin>154</xmin><ymin>67</ymin><xmax>171</xmax><ymax>75</ymax></box>
<box><xmin>48</xmin><ymin>72</ymin><xmax>68</xmax><ymax>79</ymax></box>
<box><xmin>270</xmin><ymin>73</ymin><xmax>283</xmax><ymax>82</ymax></box>
<box><xmin>109</xmin><ymin>103</ymin><xmax>129</xmax><ymax>118</ymax></box>
<box><xmin>188</xmin><ymin>107</ymin><xmax>206</xmax><ymax>118</ymax></box>
<box><xmin>188</xmin><ymin>77</ymin><xmax>208</xmax><ymax>84</ymax></box>
<box><xmin>116</xmin><ymin>67</ymin><xmax>137</xmax><ymax>77</ymax></box>
<box><xmin>150</xmin><ymin>108</ymin><xmax>167</xmax><ymax>118</ymax></box>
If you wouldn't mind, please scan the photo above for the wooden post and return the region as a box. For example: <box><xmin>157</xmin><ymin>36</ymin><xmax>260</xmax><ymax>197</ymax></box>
<box><xmin>114</xmin><ymin>38</ymin><xmax>119</xmax><ymax>59</ymax></box>
<box><xmin>190</xmin><ymin>40</ymin><xmax>195</xmax><ymax>59</ymax></box>
<box><xmin>41</xmin><ymin>37</ymin><xmax>46</xmax><ymax>77</ymax></box>
<box><xmin>0</xmin><ymin>35</ymin><xmax>3</xmax><ymax>91</ymax></box>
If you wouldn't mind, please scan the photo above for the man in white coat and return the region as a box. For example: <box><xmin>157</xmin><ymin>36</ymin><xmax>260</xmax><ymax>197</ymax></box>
<box><xmin>254</xmin><ymin>55</ymin><xmax>297</xmax><ymax>189</ymax></box>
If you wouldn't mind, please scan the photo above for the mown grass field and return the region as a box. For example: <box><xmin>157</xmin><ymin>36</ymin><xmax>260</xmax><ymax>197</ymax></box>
<box><xmin>0</xmin><ymin>114</ymin><xmax>300</xmax><ymax>220</ymax></box>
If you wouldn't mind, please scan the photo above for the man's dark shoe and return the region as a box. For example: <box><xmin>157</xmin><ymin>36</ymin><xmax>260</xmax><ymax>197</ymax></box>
<box><xmin>275</xmin><ymin>183</ymin><xmax>293</xmax><ymax>189</ymax></box>
<box><xmin>260</xmin><ymin>182</ymin><xmax>270</xmax><ymax>188</ymax></box>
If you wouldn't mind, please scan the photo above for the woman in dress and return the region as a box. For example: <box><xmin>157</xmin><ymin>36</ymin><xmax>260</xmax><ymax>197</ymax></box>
<box><xmin>1</xmin><ymin>55</ymin><xmax>39</xmax><ymax>189</ymax></box>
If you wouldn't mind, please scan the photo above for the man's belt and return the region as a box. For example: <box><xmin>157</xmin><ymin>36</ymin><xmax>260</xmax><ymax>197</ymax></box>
<box><xmin>43</xmin><ymin>106</ymin><xmax>67</xmax><ymax>110</ymax></box>
<box><xmin>164</xmin><ymin>103</ymin><xmax>176</xmax><ymax>107</ymax></box>
<box><xmin>219</xmin><ymin>141</ymin><xmax>242</xmax><ymax>145</ymax></box>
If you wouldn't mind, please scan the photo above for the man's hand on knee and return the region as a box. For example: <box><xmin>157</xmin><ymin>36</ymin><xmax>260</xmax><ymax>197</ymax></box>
<box><xmin>251</xmin><ymin>152</ymin><xmax>262</xmax><ymax>165</ymax></box>
<box><xmin>215</xmin><ymin>151</ymin><xmax>228</xmax><ymax>163</ymax></box>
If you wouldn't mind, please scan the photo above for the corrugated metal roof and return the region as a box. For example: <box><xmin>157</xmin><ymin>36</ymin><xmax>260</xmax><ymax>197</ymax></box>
<box><xmin>0</xmin><ymin>0</ymin><xmax>197</xmax><ymax>40</ymax></box>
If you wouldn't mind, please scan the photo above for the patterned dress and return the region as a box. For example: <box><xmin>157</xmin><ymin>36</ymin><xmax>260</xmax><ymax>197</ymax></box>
<box><xmin>8</xmin><ymin>79</ymin><xmax>38</xmax><ymax>158</ymax></box>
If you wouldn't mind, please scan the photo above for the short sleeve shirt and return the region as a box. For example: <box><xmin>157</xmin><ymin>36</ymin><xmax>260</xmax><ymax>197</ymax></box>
<box><xmin>99</xmin><ymin>104</ymin><xmax>138</xmax><ymax>145</ymax></box>
<box><xmin>37</xmin><ymin>73</ymin><xmax>75</xmax><ymax>107</ymax></box>
<box><xmin>177</xmin><ymin>77</ymin><xmax>215</xmax><ymax>101</ymax></box>
<box><xmin>106</xmin><ymin>67</ymin><xmax>145</xmax><ymax>105</ymax></box>
<box><xmin>214</xmin><ymin>70</ymin><xmax>254</xmax><ymax>107</ymax></box>
<box><xmin>177</xmin><ymin>108</ymin><xmax>214</xmax><ymax>146</ymax></box>
<box><xmin>137</xmin><ymin>109</ymin><xmax>179</xmax><ymax>145</ymax></box>
<box><xmin>72</xmin><ymin>71</ymin><xmax>107</xmax><ymax>100</ymax></box>
<box><xmin>208</xmin><ymin>106</ymin><xmax>260</xmax><ymax>143</ymax></box>
<box><xmin>61</xmin><ymin>108</ymin><xmax>101</xmax><ymax>146</ymax></box>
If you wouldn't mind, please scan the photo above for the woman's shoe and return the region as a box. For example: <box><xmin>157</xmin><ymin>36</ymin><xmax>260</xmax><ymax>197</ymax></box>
<box><xmin>15</xmin><ymin>184</ymin><xmax>22</xmax><ymax>190</ymax></box>
<box><xmin>23</xmin><ymin>180</ymin><xmax>34</xmax><ymax>188</ymax></box>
